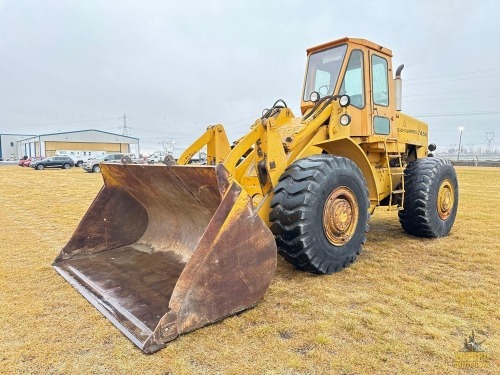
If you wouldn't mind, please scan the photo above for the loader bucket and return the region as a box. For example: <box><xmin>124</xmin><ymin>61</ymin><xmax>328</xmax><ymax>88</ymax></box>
<box><xmin>52</xmin><ymin>163</ymin><xmax>277</xmax><ymax>353</ymax></box>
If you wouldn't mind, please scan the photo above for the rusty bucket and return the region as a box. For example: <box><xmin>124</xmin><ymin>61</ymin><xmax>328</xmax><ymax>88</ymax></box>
<box><xmin>52</xmin><ymin>163</ymin><xmax>277</xmax><ymax>353</ymax></box>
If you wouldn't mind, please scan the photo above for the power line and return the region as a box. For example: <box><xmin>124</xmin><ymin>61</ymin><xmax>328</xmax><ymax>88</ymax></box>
<box><xmin>405</xmin><ymin>68</ymin><xmax>500</xmax><ymax>81</ymax></box>
<box><xmin>404</xmin><ymin>87</ymin><xmax>500</xmax><ymax>97</ymax></box>
<box><xmin>406</xmin><ymin>74</ymin><xmax>500</xmax><ymax>86</ymax></box>
<box><xmin>404</xmin><ymin>48</ymin><xmax>500</xmax><ymax>69</ymax></box>
<box><xmin>410</xmin><ymin>110</ymin><xmax>500</xmax><ymax>118</ymax></box>
<box><xmin>127</xmin><ymin>116</ymin><xmax>203</xmax><ymax>128</ymax></box>
<box><xmin>429</xmin><ymin>128</ymin><xmax>500</xmax><ymax>132</ymax></box>
<box><xmin>127</xmin><ymin>117</ymin><xmax>178</xmax><ymax>126</ymax></box>
<box><xmin>405</xmin><ymin>94</ymin><xmax>500</xmax><ymax>103</ymax></box>
<box><xmin>0</xmin><ymin>117</ymin><xmax>120</xmax><ymax>128</ymax></box>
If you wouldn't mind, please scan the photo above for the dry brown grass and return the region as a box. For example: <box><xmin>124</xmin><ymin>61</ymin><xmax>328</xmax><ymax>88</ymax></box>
<box><xmin>0</xmin><ymin>165</ymin><xmax>498</xmax><ymax>374</ymax></box>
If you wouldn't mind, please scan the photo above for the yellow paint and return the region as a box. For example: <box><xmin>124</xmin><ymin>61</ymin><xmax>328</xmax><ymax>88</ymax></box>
<box><xmin>316</xmin><ymin>137</ymin><xmax>380</xmax><ymax>209</ymax></box>
<box><xmin>177</xmin><ymin>37</ymin><xmax>431</xmax><ymax>220</ymax></box>
<box><xmin>178</xmin><ymin>125</ymin><xmax>231</xmax><ymax>165</ymax></box>
<box><xmin>394</xmin><ymin>113</ymin><xmax>428</xmax><ymax>147</ymax></box>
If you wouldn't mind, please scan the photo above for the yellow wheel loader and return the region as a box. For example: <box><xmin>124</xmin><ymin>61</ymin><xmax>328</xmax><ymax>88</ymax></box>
<box><xmin>53</xmin><ymin>37</ymin><xmax>458</xmax><ymax>353</ymax></box>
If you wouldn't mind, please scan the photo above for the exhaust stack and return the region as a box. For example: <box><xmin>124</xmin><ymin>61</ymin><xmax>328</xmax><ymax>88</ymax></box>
<box><xmin>395</xmin><ymin>64</ymin><xmax>404</xmax><ymax>111</ymax></box>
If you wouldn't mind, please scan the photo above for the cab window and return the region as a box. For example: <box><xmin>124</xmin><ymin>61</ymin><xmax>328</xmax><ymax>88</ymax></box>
<box><xmin>371</xmin><ymin>55</ymin><xmax>389</xmax><ymax>106</ymax></box>
<box><xmin>373</xmin><ymin>116</ymin><xmax>390</xmax><ymax>135</ymax></box>
<box><xmin>303</xmin><ymin>44</ymin><xmax>348</xmax><ymax>100</ymax></box>
<box><xmin>339</xmin><ymin>49</ymin><xmax>364</xmax><ymax>108</ymax></box>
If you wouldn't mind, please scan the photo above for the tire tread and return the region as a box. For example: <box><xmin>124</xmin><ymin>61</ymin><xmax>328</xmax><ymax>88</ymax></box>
<box><xmin>399</xmin><ymin>158</ymin><xmax>458</xmax><ymax>238</ymax></box>
<box><xmin>270</xmin><ymin>155</ymin><xmax>370</xmax><ymax>274</ymax></box>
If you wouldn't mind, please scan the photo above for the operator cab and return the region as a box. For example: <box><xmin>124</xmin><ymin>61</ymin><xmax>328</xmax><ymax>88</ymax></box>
<box><xmin>301</xmin><ymin>37</ymin><xmax>395</xmax><ymax>138</ymax></box>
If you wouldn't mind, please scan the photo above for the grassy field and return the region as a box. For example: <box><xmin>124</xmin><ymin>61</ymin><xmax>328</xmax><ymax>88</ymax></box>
<box><xmin>0</xmin><ymin>165</ymin><xmax>498</xmax><ymax>374</ymax></box>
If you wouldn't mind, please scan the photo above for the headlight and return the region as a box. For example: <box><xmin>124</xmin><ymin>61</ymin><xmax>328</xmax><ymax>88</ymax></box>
<box><xmin>339</xmin><ymin>95</ymin><xmax>350</xmax><ymax>107</ymax></box>
<box><xmin>428</xmin><ymin>143</ymin><xmax>436</xmax><ymax>152</ymax></box>
<box><xmin>340</xmin><ymin>114</ymin><xmax>351</xmax><ymax>126</ymax></box>
<box><xmin>309</xmin><ymin>91</ymin><xmax>320</xmax><ymax>103</ymax></box>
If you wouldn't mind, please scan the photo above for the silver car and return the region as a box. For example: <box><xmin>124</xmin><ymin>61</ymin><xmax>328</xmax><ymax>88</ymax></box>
<box><xmin>83</xmin><ymin>153</ymin><xmax>124</xmax><ymax>173</ymax></box>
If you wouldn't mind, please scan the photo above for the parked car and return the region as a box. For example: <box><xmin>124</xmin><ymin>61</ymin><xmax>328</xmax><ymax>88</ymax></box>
<box><xmin>18</xmin><ymin>156</ymin><xmax>29</xmax><ymax>166</ymax></box>
<box><xmin>31</xmin><ymin>156</ymin><xmax>75</xmax><ymax>170</ymax></box>
<box><xmin>147</xmin><ymin>151</ymin><xmax>167</xmax><ymax>164</ymax></box>
<box><xmin>23</xmin><ymin>156</ymin><xmax>44</xmax><ymax>167</ymax></box>
<box><xmin>56</xmin><ymin>150</ymin><xmax>107</xmax><ymax>167</ymax></box>
<box><xmin>83</xmin><ymin>153</ymin><xmax>124</xmax><ymax>173</ymax></box>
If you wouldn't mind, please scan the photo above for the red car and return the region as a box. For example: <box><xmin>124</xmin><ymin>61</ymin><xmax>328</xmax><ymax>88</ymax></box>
<box><xmin>20</xmin><ymin>156</ymin><xmax>44</xmax><ymax>167</ymax></box>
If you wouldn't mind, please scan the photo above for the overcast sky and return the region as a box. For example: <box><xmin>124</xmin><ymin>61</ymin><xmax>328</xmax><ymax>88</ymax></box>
<box><xmin>1</xmin><ymin>0</ymin><xmax>499</xmax><ymax>153</ymax></box>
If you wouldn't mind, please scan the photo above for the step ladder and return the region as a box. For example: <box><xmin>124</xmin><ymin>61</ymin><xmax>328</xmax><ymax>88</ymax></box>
<box><xmin>384</xmin><ymin>138</ymin><xmax>405</xmax><ymax>211</ymax></box>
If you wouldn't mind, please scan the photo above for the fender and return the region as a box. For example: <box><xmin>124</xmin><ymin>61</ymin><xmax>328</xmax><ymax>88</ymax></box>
<box><xmin>314</xmin><ymin>137</ymin><xmax>379</xmax><ymax>210</ymax></box>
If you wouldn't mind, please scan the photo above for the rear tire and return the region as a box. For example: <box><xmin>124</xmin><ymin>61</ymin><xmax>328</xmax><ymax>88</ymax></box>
<box><xmin>63</xmin><ymin>163</ymin><xmax>70</xmax><ymax>169</ymax></box>
<box><xmin>270</xmin><ymin>155</ymin><xmax>370</xmax><ymax>274</ymax></box>
<box><xmin>399</xmin><ymin>158</ymin><xmax>458</xmax><ymax>237</ymax></box>
<box><xmin>76</xmin><ymin>161</ymin><xmax>83</xmax><ymax>167</ymax></box>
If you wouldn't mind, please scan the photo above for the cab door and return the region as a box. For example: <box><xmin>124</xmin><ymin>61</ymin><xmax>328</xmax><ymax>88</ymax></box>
<box><xmin>369</xmin><ymin>53</ymin><xmax>395</xmax><ymax>138</ymax></box>
<box><xmin>338</xmin><ymin>48</ymin><xmax>368</xmax><ymax>136</ymax></box>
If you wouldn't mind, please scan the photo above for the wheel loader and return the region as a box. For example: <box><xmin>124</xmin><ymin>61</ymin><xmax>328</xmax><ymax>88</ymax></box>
<box><xmin>53</xmin><ymin>37</ymin><xmax>459</xmax><ymax>353</ymax></box>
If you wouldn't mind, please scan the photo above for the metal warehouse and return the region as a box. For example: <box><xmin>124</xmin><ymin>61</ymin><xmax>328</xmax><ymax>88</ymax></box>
<box><xmin>0</xmin><ymin>133</ymin><xmax>36</xmax><ymax>160</ymax></box>
<box><xmin>18</xmin><ymin>129</ymin><xmax>140</xmax><ymax>158</ymax></box>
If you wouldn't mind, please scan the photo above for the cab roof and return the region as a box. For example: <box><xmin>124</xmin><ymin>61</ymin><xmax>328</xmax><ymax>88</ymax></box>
<box><xmin>306</xmin><ymin>37</ymin><xmax>392</xmax><ymax>57</ymax></box>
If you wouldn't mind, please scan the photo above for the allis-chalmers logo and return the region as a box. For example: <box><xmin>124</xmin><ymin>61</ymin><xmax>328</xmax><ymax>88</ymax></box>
<box><xmin>454</xmin><ymin>330</ymin><xmax>490</xmax><ymax>368</ymax></box>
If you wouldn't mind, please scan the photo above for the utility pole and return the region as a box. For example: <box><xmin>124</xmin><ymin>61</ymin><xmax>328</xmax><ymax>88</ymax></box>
<box><xmin>486</xmin><ymin>132</ymin><xmax>494</xmax><ymax>153</ymax></box>
<box><xmin>121</xmin><ymin>114</ymin><xmax>130</xmax><ymax>137</ymax></box>
<box><xmin>457</xmin><ymin>127</ymin><xmax>464</xmax><ymax>161</ymax></box>
<box><xmin>159</xmin><ymin>139</ymin><xmax>176</xmax><ymax>155</ymax></box>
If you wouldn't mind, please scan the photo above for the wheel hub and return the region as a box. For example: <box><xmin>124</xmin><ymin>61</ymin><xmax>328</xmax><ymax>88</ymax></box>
<box><xmin>323</xmin><ymin>187</ymin><xmax>359</xmax><ymax>246</ymax></box>
<box><xmin>437</xmin><ymin>179</ymin><xmax>455</xmax><ymax>220</ymax></box>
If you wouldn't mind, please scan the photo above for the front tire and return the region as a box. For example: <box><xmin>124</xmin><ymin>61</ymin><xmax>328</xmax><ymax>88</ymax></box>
<box><xmin>270</xmin><ymin>155</ymin><xmax>370</xmax><ymax>274</ymax></box>
<box><xmin>92</xmin><ymin>165</ymin><xmax>100</xmax><ymax>173</ymax></box>
<box><xmin>37</xmin><ymin>164</ymin><xmax>44</xmax><ymax>170</ymax></box>
<box><xmin>399</xmin><ymin>158</ymin><xmax>458</xmax><ymax>237</ymax></box>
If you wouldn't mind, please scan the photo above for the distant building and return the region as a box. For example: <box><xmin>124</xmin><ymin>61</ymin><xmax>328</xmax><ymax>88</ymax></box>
<box><xmin>17</xmin><ymin>129</ymin><xmax>140</xmax><ymax>158</ymax></box>
<box><xmin>0</xmin><ymin>133</ymin><xmax>36</xmax><ymax>160</ymax></box>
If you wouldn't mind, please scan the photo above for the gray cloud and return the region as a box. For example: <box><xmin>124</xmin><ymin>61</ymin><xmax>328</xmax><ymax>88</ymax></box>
<box><xmin>1</xmin><ymin>0</ymin><xmax>499</xmax><ymax>151</ymax></box>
